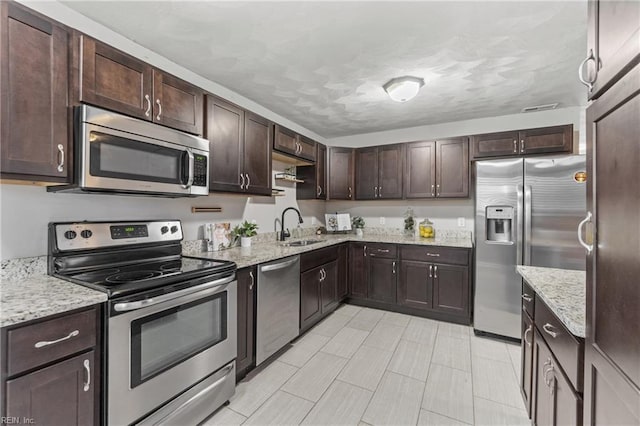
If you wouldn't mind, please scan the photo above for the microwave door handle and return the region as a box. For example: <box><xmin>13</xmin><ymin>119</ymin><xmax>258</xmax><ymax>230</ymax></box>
<box><xmin>181</xmin><ymin>148</ymin><xmax>194</xmax><ymax>189</ymax></box>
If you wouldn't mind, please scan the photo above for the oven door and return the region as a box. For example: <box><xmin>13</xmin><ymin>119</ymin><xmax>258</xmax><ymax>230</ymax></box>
<box><xmin>108</xmin><ymin>275</ymin><xmax>237</xmax><ymax>426</ymax></box>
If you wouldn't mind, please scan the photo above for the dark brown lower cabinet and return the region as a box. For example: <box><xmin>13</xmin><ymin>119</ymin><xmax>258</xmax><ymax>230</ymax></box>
<box><xmin>300</xmin><ymin>265</ymin><xmax>323</xmax><ymax>331</ymax></box>
<box><xmin>236</xmin><ymin>267</ymin><xmax>255</xmax><ymax>380</ymax></box>
<box><xmin>432</xmin><ymin>263</ymin><xmax>469</xmax><ymax>315</ymax></box>
<box><xmin>321</xmin><ymin>261</ymin><xmax>338</xmax><ymax>312</ymax></box>
<box><xmin>521</xmin><ymin>311</ymin><xmax>534</xmax><ymax>417</ymax></box>
<box><xmin>336</xmin><ymin>244</ymin><xmax>348</xmax><ymax>299</ymax></box>
<box><xmin>348</xmin><ymin>243</ymin><xmax>368</xmax><ymax>298</ymax></box>
<box><xmin>368</xmin><ymin>257</ymin><xmax>397</xmax><ymax>304</ymax></box>
<box><xmin>398</xmin><ymin>260</ymin><xmax>433</xmax><ymax>310</ymax></box>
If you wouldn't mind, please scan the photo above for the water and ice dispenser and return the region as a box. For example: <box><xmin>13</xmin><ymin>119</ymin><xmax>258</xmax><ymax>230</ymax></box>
<box><xmin>486</xmin><ymin>206</ymin><xmax>514</xmax><ymax>243</ymax></box>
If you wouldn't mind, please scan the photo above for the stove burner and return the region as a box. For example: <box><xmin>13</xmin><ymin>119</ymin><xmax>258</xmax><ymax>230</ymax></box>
<box><xmin>106</xmin><ymin>270</ymin><xmax>162</xmax><ymax>283</ymax></box>
<box><xmin>160</xmin><ymin>261</ymin><xmax>182</xmax><ymax>272</ymax></box>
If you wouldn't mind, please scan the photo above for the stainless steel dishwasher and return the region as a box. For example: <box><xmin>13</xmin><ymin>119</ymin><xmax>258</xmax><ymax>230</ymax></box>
<box><xmin>256</xmin><ymin>255</ymin><xmax>300</xmax><ymax>365</ymax></box>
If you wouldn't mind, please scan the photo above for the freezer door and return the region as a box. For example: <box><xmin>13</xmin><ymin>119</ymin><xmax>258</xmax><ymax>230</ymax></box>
<box><xmin>524</xmin><ymin>156</ymin><xmax>586</xmax><ymax>271</ymax></box>
<box><xmin>474</xmin><ymin>158</ymin><xmax>523</xmax><ymax>339</ymax></box>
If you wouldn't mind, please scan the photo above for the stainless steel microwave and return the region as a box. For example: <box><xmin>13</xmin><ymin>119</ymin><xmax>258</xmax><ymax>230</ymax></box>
<box><xmin>49</xmin><ymin>105</ymin><xmax>209</xmax><ymax>197</ymax></box>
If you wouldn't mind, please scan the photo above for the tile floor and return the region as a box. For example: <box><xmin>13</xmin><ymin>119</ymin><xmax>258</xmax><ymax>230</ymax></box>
<box><xmin>203</xmin><ymin>304</ymin><xmax>529</xmax><ymax>426</ymax></box>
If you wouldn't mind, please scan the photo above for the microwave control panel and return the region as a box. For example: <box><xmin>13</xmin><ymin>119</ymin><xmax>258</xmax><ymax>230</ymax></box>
<box><xmin>193</xmin><ymin>154</ymin><xmax>208</xmax><ymax>187</ymax></box>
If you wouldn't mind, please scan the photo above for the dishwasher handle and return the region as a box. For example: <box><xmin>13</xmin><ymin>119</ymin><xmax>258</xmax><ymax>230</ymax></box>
<box><xmin>260</xmin><ymin>257</ymin><xmax>298</xmax><ymax>273</ymax></box>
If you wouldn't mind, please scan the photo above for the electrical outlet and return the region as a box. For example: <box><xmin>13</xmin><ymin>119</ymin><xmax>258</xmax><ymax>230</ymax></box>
<box><xmin>457</xmin><ymin>217</ymin><xmax>466</xmax><ymax>227</ymax></box>
<box><xmin>379</xmin><ymin>217</ymin><xmax>385</xmax><ymax>225</ymax></box>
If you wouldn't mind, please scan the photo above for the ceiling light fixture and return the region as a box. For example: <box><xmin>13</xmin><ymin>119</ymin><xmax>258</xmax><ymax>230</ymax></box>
<box><xmin>383</xmin><ymin>76</ymin><xmax>425</xmax><ymax>102</ymax></box>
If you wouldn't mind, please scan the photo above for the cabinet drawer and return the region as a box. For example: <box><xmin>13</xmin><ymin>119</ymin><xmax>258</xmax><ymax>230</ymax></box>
<box><xmin>366</xmin><ymin>243</ymin><xmax>397</xmax><ymax>259</ymax></box>
<box><xmin>400</xmin><ymin>245</ymin><xmax>468</xmax><ymax>266</ymax></box>
<box><xmin>7</xmin><ymin>308</ymin><xmax>97</xmax><ymax>377</ymax></box>
<box><xmin>521</xmin><ymin>281</ymin><xmax>535</xmax><ymax>319</ymax></box>
<box><xmin>535</xmin><ymin>296</ymin><xmax>584</xmax><ymax>392</ymax></box>
<box><xmin>301</xmin><ymin>246</ymin><xmax>338</xmax><ymax>272</ymax></box>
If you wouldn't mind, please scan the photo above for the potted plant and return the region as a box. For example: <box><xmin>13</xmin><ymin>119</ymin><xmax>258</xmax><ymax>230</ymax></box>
<box><xmin>233</xmin><ymin>220</ymin><xmax>259</xmax><ymax>247</ymax></box>
<box><xmin>352</xmin><ymin>216</ymin><xmax>365</xmax><ymax>237</ymax></box>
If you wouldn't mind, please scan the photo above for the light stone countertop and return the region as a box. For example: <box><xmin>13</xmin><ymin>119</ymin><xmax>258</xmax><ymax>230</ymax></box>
<box><xmin>184</xmin><ymin>233</ymin><xmax>473</xmax><ymax>270</ymax></box>
<box><xmin>516</xmin><ymin>265</ymin><xmax>586</xmax><ymax>338</ymax></box>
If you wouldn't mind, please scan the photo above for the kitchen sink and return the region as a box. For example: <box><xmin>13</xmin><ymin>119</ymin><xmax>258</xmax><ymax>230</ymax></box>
<box><xmin>282</xmin><ymin>239</ymin><xmax>323</xmax><ymax>247</ymax></box>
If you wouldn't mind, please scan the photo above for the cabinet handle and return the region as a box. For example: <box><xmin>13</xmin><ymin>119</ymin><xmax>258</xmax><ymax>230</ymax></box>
<box><xmin>426</xmin><ymin>253</ymin><xmax>440</xmax><ymax>257</ymax></box>
<box><xmin>543</xmin><ymin>323</ymin><xmax>558</xmax><ymax>338</ymax></box>
<box><xmin>245</xmin><ymin>173</ymin><xmax>250</xmax><ymax>189</ymax></box>
<box><xmin>429</xmin><ymin>265</ymin><xmax>433</xmax><ymax>278</ymax></box>
<box><xmin>144</xmin><ymin>94</ymin><xmax>151</xmax><ymax>117</ymax></box>
<box><xmin>379</xmin><ymin>186</ymin><xmax>382</xmax><ymax>197</ymax></box>
<box><xmin>156</xmin><ymin>99</ymin><xmax>162</xmax><ymax>120</ymax></box>
<box><xmin>392</xmin><ymin>261</ymin><xmax>396</xmax><ymax>274</ymax></box>
<box><xmin>431</xmin><ymin>184</ymin><xmax>435</xmax><ymax>197</ymax></box>
<box><xmin>521</xmin><ymin>294</ymin><xmax>533</xmax><ymax>303</ymax></box>
<box><xmin>240</xmin><ymin>173</ymin><xmax>245</xmax><ymax>190</ymax></box>
<box><xmin>34</xmin><ymin>329</ymin><xmax>79</xmax><ymax>348</ymax></box>
<box><xmin>374</xmin><ymin>186</ymin><xmax>378</xmax><ymax>198</ymax></box>
<box><xmin>520</xmin><ymin>139</ymin><xmax>525</xmax><ymax>153</ymax></box>
<box><xmin>377</xmin><ymin>249</ymin><xmax>390</xmax><ymax>253</ymax></box>
<box><xmin>578</xmin><ymin>211</ymin><xmax>593</xmax><ymax>253</ymax></box>
<box><xmin>513</xmin><ymin>140</ymin><xmax>517</xmax><ymax>153</ymax></box>
<box><xmin>57</xmin><ymin>144</ymin><xmax>65</xmax><ymax>172</ymax></box>
<box><xmin>83</xmin><ymin>359</ymin><xmax>91</xmax><ymax>392</ymax></box>
<box><xmin>543</xmin><ymin>358</ymin><xmax>554</xmax><ymax>387</ymax></box>
<box><xmin>436</xmin><ymin>184</ymin><xmax>440</xmax><ymax>196</ymax></box>
<box><xmin>524</xmin><ymin>325</ymin><xmax>532</xmax><ymax>347</ymax></box>
<box><xmin>363</xmin><ymin>245</ymin><xmax>367</xmax><ymax>257</ymax></box>
<box><xmin>249</xmin><ymin>271</ymin><xmax>254</xmax><ymax>290</ymax></box>
<box><xmin>348</xmin><ymin>186</ymin><xmax>352</xmax><ymax>199</ymax></box>
<box><xmin>317</xmin><ymin>185</ymin><xmax>322</xmax><ymax>197</ymax></box>
<box><xmin>433</xmin><ymin>265</ymin><xmax>438</xmax><ymax>279</ymax></box>
<box><xmin>578</xmin><ymin>49</ymin><xmax>597</xmax><ymax>92</ymax></box>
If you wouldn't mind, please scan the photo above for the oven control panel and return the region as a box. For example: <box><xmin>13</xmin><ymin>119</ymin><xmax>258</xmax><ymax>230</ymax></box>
<box><xmin>54</xmin><ymin>220</ymin><xmax>183</xmax><ymax>251</ymax></box>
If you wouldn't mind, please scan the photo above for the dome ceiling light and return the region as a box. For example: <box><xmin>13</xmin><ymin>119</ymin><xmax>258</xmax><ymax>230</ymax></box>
<box><xmin>383</xmin><ymin>76</ymin><xmax>425</xmax><ymax>102</ymax></box>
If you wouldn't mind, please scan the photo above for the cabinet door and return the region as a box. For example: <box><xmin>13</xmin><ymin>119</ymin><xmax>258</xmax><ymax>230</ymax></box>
<box><xmin>152</xmin><ymin>70</ymin><xmax>204</xmax><ymax>135</ymax></box>
<box><xmin>296</xmin><ymin>143</ymin><xmax>325</xmax><ymax>200</ymax></box>
<box><xmin>298</xmin><ymin>135</ymin><xmax>316</xmax><ymax>161</ymax></box>
<box><xmin>244</xmin><ymin>112</ymin><xmax>273</xmax><ymax>195</ymax></box>
<box><xmin>432</xmin><ymin>263</ymin><xmax>469</xmax><ymax>316</ymax></box>
<box><xmin>336</xmin><ymin>243</ymin><xmax>348</xmax><ymax>299</ymax></box>
<box><xmin>6</xmin><ymin>350</ymin><xmax>96</xmax><ymax>425</ymax></box>
<box><xmin>236</xmin><ymin>267</ymin><xmax>255</xmax><ymax>379</ymax></box>
<box><xmin>273</xmin><ymin>125</ymin><xmax>298</xmax><ymax>155</ymax></box>
<box><xmin>348</xmin><ymin>243</ymin><xmax>368</xmax><ymax>298</ymax></box>
<box><xmin>206</xmin><ymin>96</ymin><xmax>244</xmax><ymax>193</ymax></box>
<box><xmin>368</xmin><ymin>257</ymin><xmax>397</xmax><ymax>304</ymax></box>
<box><xmin>587</xmin><ymin>0</ymin><xmax>640</xmax><ymax>98</ymax></box>
<box><xmin>79</xmin><ymin>35</ymin><xmax>153</xmax><ymax>120</ymax></box>
<box><xmin>533</xmin><ymin>330</ymin><xmax>555</xmax><ymax>426</ymax></box>
<box><xmin>316</xmin><ymin>143</ymin><xmax>327</xmax><ymax>199</ymax></box>
<box><xmin>398</xmin><ymin>260</ymin><xmax>432</xmax><ymax>310</ymax></box>
<box><xmin>300</xmin><ymin>267</ymin><xmax>322</xmax><ymax>331</ymax></box>
<box><xmin>583</xmin><ymin>64</ymin><xmax>640</xmax><ymax>426</ymax></box>
<box><xmin>404</xmin><ymin>141</ymin><xmax>436</xmax><ymax>198</ymax></box>
<box><xmin>328</xmin><ymin>147</ymin><xmax>354</xmax><ymax>200</ymax></box>
<box><xmin>519</xmin><ymin>125</ymin><xmax>572</xmax><ymax>155</ymax></box>
<box><xmin>377</xmin><ymin>144</ymin><xmax>403</xmax><ymax>199</ymax></box>
<box><xmin>521</xmin><ymin>311</ymin><xmax>535</xmax><ymax>418</ymax></box>
<box><xmin>321</xmin><ymin>261</ymin><xmax>338</xmax><ymax>313</ymax></box>
<box><xmin>436</xmin><ymin>138</ymin><xmax>469</xmax><ymax>198</ymax></box>
<box><xmin>470</xmin><ymin>131</ymin><xmax>519</xmax><ymax>159</ymax></box>
<box><xmin>1</xmin><ymin>4</ymin><xmax>70</xmax><ymax>182</ymax></box>
<box><xmin>355</xmin><ymin>147</ymin><xmax>378</xmax><ymax>200</ymax></box>
<box><xmin>550</xmin><ymin>361</ymin><xmax>582</xmax><ymax>426</ymax></box>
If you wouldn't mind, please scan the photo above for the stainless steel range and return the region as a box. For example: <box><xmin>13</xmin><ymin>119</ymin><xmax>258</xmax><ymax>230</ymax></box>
<box><xmin>49</xmin><ymin>220</ymin><xmax>237</xmax><ymax>425</ymax></box>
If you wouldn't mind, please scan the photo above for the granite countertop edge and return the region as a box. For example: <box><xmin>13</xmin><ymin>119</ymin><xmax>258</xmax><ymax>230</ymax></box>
<box><xmin>516</xmin><ymin>265</ymin><xmax>586</xmax><ymax>338</ymax></box>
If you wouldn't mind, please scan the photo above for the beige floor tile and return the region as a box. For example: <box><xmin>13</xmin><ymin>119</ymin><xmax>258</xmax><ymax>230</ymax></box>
<box><xmin>387</xmin><ymin>339</ymin><xmax>434</xmax><ymax>382</ymax></box>
<box><xmin>422</xmin><ymin>364</ymin><xmax>474</xmax><ymax>424</ymax></box>
<box><xmin>473</xmin><ymin>397</ymin><xmax>529</xmax><ymax>426</ymax></box>
<box><xmin>312</xmin><ymin>312</ymin><xmax>353</xmax><ymax>337</ymax></box>
<box><xmin>279</xmin><ymin>332</ymin><xmax>331</xmax><ymax>367</ymax></box>
<box><xmin>402</xmin><ymin>317</ymin><xmax>439</xmax><ymax>344</ymax></box>
<box><xmin>437</xmin><ymin>322</ymin><xmax>471</xmax><ymax>340</ymax></box>
<box><xmin>417</xmin><ymin>410</ymin><xmax>471</xmax><ymax>426</ymax></box>
<box><xmin>472</xmin><ymin>356</ymin><xmax>525</xmax><ymax>409</ymax></box>
<box><xmin>471</xmin><ymin>335</ymin><xmax>512</xmax><ymax>363</ymax></box>
<box><xmin>379</xmin><ymin>311</ymin><xmax>411</xmax><ymax>327</ymax></box>
<box><xmin>201</xmin><ymin>407</ymin><xmax>246</xmax><ymax>426</ymax></box>
<box><xmin>506</xmin><ymin>343</ymin><xmax>521</xmax><ymax>378</ymax></box>
<box><xmin>347</xmin><ymin>307</ymin><xmax>385</xmax><ymax>331</ymax></box>
<box><xmin>321</xmin><ymin>326</ymin><xmax>369</xmax><ymax>358</ymax></box>
<box><xmin>335</xmin><ymin>303</ymin><xmax>363</xmax><ymax>318</ymax></box>
<box><xmin>243</xmin><ymin>390</ymin><xmax>314</xmax><ymax>425</ymax></box>
<box><xmin>432</xmin><ymin>335</ymin><xmax>471</xmax><ymax>372</ymax></box>
<box><xmin>281</xmin><ymin>351</ymin><xmax>348</xmax><ymax>402</ymax></box>
<box><xmin>362</xmin><ymin>322</ymin><xmax>404</xmax><ymax>351</ymax></box>
<box><xmin>229</xmin><ymin>360</ymin><xmax>298</xmax><ymax>417</ymax></box>
<box><xmin>302</xmin><ymin>380</ymin><xmax>373</xmax><ymax>425</ymax></box>
<box><xmin>361</xmin><ymin>371</ymin><xmax>425</xmax><ymax>426</ymax></box>
<box><xmin>338</xmin><ymin>345</ymin><xmax>394</xmax><ymax>390</ymax></box>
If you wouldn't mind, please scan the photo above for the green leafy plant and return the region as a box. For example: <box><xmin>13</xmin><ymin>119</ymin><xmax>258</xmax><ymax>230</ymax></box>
<box><xmin>352</xmin><ymin>216</ymin><xmax>365</xmax><ymax>229</ymax></box>
<box><xmin>232</xmin><ymin>220</ymin><xmax>259</xmax><ymax>238</ymax></box>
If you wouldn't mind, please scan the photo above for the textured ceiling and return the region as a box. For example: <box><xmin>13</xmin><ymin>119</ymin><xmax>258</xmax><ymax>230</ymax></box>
<box><xmin>62</xmin><ymin>1</ymin><xmax>588</xmax><ymax>138</ymax></box>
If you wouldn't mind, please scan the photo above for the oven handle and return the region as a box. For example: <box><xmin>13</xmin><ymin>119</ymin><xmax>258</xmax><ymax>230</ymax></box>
<box><xmin>181</xmin><ymin>148</ymin><xmax>194</xmax><ymax>189</ymax></box>
<box><xmin>113</xmin><ymin>274</ymin><xmax>234</xmax><ymax>312</ymax></box>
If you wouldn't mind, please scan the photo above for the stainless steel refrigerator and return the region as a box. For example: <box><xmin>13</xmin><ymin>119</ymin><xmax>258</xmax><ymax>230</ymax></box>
<box><xmin>474</xmin><ymin>155</ymin><xmax>586</xmax><ymax>339</ymax></box>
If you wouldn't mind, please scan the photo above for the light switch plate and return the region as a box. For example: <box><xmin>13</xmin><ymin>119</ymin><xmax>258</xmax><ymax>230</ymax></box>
<box><xmin>457</xmin><ymin>217</ymin><xmax>466</xmax><ymax>227</ymax></box>
<box><xmin>379</xmin><ymin>217</ymin><xmax>385</xmax><ymax>225</ymax></box>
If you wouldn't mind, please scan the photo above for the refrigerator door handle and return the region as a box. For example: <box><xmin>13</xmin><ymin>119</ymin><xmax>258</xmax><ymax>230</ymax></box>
<box><xmin>524</xmin><ymin>185</ymin><xmax>532</xmax><ymax>265</ymax></box>
<box><xmin>578</xmin><ymin>211</ymin><xmax>593</xmax><ymax>253</ymax></box>
<box><xmin>516</xmin><ymin>184</ymin><xmax>524</xmax><ymax>265</ymax></box>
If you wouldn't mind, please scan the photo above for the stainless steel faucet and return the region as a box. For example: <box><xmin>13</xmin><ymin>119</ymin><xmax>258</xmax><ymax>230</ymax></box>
<box><xmin>280</xmin><ymin>207</ymin><xmax>304</xmax><ymax>241</ymax></box>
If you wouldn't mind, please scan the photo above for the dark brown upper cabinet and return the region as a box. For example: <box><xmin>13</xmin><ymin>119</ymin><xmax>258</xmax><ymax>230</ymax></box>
<box><xmin>471</xmin><ymin>125</ymin><xmax>573</xmax><ymax>160</ymax></box>
<box><xmin>205</xmin><ymin>95</ymin><xmax>272</xmax><ymax>196</ymax></box>
<box><xmin>76</xmin><ymin>35</ymin><xmax>203</xmax><ymax>135</ymax></box>
<box><xmin>328</xmin><ymin>147</ymin><xmax>354</xmax><ymax>200</ymax></box>
<box><xmin>296</xmin><ymin>143</ymin><xmax>327</xmax><ymax>200</ymax></box>
<box><xmin>404</xmin><ymin>138</ymin><xmax>468</xmax><ymax>199</ymax></box>
<box><xmin>584</xmin><ymin>0</ymin><xmax>640</xmax><ymax>99</ymax></box>
<box><xmin>0</xmin><ymin>3</ymin><xmax>71</xmax><ymax>183</ymax></box>
<box><xmin>273</xmin><ymin>125</ymin><xmax>316</xmax><ymax>162</ymax></box>
<box><xmin>355</xmin><ymin>144</ymin><xmax>403</xmax><ymax>200</ymax></box>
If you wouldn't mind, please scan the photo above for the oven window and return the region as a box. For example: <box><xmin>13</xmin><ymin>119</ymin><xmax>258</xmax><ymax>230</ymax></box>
<box><xmin>130</xmin><ymin>292</ymin><xmax>227</xmax><ymax>387</ymax></box>
<box><xmin>89</xmin><ymin>131</ymin><xmax>185</xmax><ymax>184</ymax></box>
